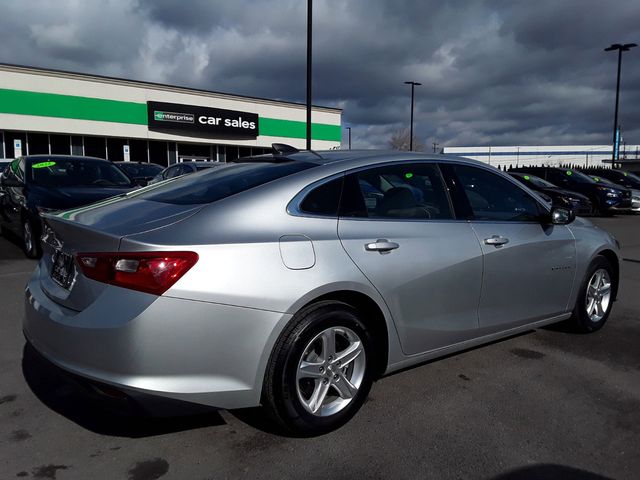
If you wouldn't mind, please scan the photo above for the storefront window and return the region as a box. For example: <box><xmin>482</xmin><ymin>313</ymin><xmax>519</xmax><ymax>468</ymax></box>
<box><xmin>27</xmin><ymin>133</ymin><xmax>49</xmax><ymax>154</ymax></box>
<box><xmin>106</xmin><ymin>137</ymin><xmax>127</xmax><ymax>162</ymax></box>
<box><xmin>149</xmin><ymin>140</ymin><xmax>168</xmax><ymax>166</ymax></box>
<box><xmin>84</xmin><ymin>136</ymin><xmax>106</xmax><ymax>159</ymax></box>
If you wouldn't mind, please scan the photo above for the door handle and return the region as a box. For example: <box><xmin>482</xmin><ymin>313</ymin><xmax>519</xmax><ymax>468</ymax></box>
<box><xmin>365</xmin><ymin>239</ymin><xmax>399</xmax><ymax>253</ymax></box>
<box><xmin>484</xmin><ymin>235</ymin><xmax>509</xmax><ymax>246</ymax></box>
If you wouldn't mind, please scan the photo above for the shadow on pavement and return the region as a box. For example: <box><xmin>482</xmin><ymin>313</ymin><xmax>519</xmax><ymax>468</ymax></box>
<box><xmin>22</xmin><ymin>343</ymin><xmax>226</xmax><ymax>438</ymax></box>
<box><xmin>491</xmin><ymin>464</ymin><xmax>613</xmax><ymax>479</ymax></box>
<box><xmin>0</xmin><ymin>232</ymin><xmax>26</xmax><ymax>260</ymax></box>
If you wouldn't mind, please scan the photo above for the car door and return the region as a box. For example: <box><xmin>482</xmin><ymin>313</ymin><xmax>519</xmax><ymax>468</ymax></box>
<box><xmin>337</xmin><ymin>162</ymin><xmax>484</xmax><ymax>355</ymax></box>
<box><xmin>443</xmin><ymin>163</ymin><xmax>576</xmax><ymax>332</ymax></box>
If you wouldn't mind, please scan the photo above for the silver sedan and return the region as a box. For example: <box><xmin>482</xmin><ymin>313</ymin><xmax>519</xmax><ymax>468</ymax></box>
<box><xmin>24</xmin><ymin>148</ymin><xmax>620</xmax><ymax>435</ymax></box>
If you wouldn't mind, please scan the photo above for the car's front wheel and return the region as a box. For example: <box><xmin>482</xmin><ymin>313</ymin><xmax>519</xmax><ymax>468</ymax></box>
<box><xmin>571</xmin><ymin>256</ymin><xmax>615</xmax><ymax>332</ymax></box>
<box><xmin>262</xmin><ymin>301</ymin><xmax>375</xmax><ymax>436</ymax></box>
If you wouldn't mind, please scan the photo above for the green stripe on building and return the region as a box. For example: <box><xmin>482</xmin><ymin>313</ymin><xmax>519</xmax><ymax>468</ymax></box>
<box><xmin>0</xmin><ymin>88</ymin><xmax>341</xmax><ymax>141</ymax></box>
<box><xmin>0</xmin><ymin>88</ymin><xmax>147</xmax><ymax>125</ymax></box>
<box><xmin>258</xmin><ymin>117</ymin><xmax>341</xmax><ymax>141</ymax></box>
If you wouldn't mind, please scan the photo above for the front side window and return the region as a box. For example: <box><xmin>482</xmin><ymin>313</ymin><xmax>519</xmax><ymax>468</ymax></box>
<box><xmin>452</xmin><ymin>164</ymin><xmax>541</xmax><ymax>222</ymax></box>
<box><xmin>164</xmin><ymin>165</ymin><xmax>181</xmax><ymax>179</ymax></box>
<box><xmin>340</xmin><ymin>163</ymin><xmax>453</xmax><ymax>220</ymax></box>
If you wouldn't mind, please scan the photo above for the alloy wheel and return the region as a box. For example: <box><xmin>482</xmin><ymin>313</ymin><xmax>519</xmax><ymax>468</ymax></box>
<box><xmin>585</xmin><ymin>268</ymin><xmax>612</xmax><ymax>323</ymax></box>
<box><xmin>295</xmin><ymin>326</ymin><xmax>366</xmax><ymax>417</ymax></box>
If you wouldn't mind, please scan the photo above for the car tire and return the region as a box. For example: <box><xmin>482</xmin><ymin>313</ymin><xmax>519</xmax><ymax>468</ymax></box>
<box><xmin>262</xmin><ymin>300</ymin><xmax>375</xmax><ymax>436</ymax></box>
<box><xmin>570</xmin><ymin>256</ymin><xmax>615</xmax><ymax>333</ymax></box>
<box><xmin>22</xmin><ymin>217</ymin><xmax>41</xmax><ymax>258</ymax></box>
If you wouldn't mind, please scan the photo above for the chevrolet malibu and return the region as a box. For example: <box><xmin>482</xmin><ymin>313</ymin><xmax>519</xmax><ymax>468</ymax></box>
<box><xmin>24</xmin><ymin>148</ymin><xmax>620</xmax><ymax>435</ymax></box>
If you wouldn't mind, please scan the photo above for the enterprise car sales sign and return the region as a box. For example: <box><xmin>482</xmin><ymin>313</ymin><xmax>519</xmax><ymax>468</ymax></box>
<box><xmin>147</xmin><ymin>101</ymin><xmax>259</xmax><ymax>139</ymax></box>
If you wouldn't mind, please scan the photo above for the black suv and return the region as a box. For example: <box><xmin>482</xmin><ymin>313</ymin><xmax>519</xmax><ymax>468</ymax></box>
<box><xmin>510</xmin><ymin>166</ymin><xmax>631</xmax><ymax>215</ymax></box>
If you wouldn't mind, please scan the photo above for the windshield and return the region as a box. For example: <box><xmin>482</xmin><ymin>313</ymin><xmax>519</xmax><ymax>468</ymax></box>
<box><xmin>29</xmin><ymin>158</ymin><xmax>133</xmax><ymax>187</ymax></box>
<box><xmin>612</xmin><ymin>171</ymin><xmax>640</xmax><ymax>187</ymax></box>
<box><xmin>136</xmin><ymin>161</ymin><xmax>316</xmax><ymax>205</ymax></box>
<box><xmin>563</xmin><ymin>170</ymin><xmax>595</xmax><ymax>184</ymax></box>
<box><xmin>591</xmin><ymin>176</ymin><xmax>623</xmax><ymax>188</ymax></box>
<box><xmin>520</xmin><ymin>174</ymin><xmax>557</xmax><ymax>188</ymax></box>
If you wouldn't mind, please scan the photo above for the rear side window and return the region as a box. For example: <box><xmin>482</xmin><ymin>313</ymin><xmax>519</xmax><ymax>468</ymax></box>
<box><xmin>137</xmin><ymin>161</ymin><xmax>315</xmax><ymax>205</ymax></box>
<box><xmin>299</xmin><ymin>177</ymin><xmax>343</xmax><ymax>216</ymax></box>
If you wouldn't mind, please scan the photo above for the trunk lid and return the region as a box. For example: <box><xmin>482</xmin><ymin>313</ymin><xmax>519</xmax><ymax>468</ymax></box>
<box><xmin>39</xmin><ymin>196</ymin><xmax>204</xmax><ymax>311</ymax></box>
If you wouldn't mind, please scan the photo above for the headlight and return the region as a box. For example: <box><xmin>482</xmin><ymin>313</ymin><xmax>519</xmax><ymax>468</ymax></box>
<box><xmin>596</xmin><ymin>186</ymin><xmax>618</xmax><ymax>196</ymax></box>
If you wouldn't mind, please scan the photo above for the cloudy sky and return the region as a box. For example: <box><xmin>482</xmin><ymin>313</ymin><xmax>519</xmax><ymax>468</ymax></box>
<box><xmin>0</xmin><ymin>0</ymin><xmax>638</xmax><ymax>149</ymax></box>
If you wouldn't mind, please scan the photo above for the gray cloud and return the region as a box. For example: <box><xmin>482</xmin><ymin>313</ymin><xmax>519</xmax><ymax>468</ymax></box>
<box><xmin>0</xmin><ymin>0</ymin><xmax>638</xmax><ymax>149</ymax></box>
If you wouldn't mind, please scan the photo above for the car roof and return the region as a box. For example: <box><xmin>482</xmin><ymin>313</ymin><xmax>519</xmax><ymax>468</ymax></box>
<box><xmin>115</xmin><ymin>161</ymin><xmax>163</xmax><ymax>166</ymax></box>
<box><xmin>239</xmin><ymin>149</ymin><xmax>491</xmax><ymax>170</ymax></box>
<box><xmin>24</xmin><ymin>155</ymin><xmax>110</xmax><ymax>163</ymax></box>
<box><xmin>177</xmin><ymin>161</ymin><xmax>219</xmax><ymax>167</ymax></box>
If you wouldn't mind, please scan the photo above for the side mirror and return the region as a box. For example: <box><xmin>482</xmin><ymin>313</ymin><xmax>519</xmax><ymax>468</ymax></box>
<box><xmin>549</xmin><ymin>206</ymin><xmax>575</xmax><ymax>225</ymax></box>
<box><xmin>0</xmin><ymin>176</ymin><xmax>25</xmax><ymax>188</ymax></box>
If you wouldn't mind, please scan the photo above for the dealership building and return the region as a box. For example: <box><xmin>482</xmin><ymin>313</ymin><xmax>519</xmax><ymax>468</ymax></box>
<box><xmin>443</xmin><ymin>145</ymin><xmax>640</xmax><ymax>172</ymax></box>
<box><xmin>0</xmin><ymin>64</ymin><xmax>342</xmax><ymax>165</ymax></box>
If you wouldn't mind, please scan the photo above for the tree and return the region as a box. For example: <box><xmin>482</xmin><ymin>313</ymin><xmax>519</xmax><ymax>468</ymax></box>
<box><xmin>388</xmin><ymin>128</ymin><xmax>425</xmax><ymax>151</ymax></box>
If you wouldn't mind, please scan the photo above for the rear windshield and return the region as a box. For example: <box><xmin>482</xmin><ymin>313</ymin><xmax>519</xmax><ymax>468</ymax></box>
<box><xmin>29</xmin><ymin>158</ymin><xmax>133</xmax><ymax>187</ymax></box>
<box><xmin>136</xmin><ymin>161</ymin><xmax>316</xmax><ymax>205</ymax></box>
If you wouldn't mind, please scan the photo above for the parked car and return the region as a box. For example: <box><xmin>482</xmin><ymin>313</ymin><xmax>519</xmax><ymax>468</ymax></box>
<box><xmin>585</xmin><ymin>168</ymin><xmax>640</xmax><ymax>191</ymax></box>
<box><xmin>114</xmin><ymin>161</ymin><xmax>164</xmax><ymax>187</ymax></box>
<box><xmin>0</xmin><ymin>155</ymin><xmax>136</xmax><ymax>257</ymax></box>
<box><xmin>509</xmin><ymin>172</ymin><xmax>593</xmax><ymax>215</ymax></box>
<box><xmin>510</xmin><ymin>166</ymin><xmax>631</xmax><ymax>215</ymax></box>
<box><xmin>148</xmin><ymin>161</ymin><xmax>221</xmax><ymax>184</ymax></box>
<box><xmin>24</xmin><ymin>149</ymin><xmax>620</xmax><ymax>435</ymax></box>
<box><xmin>589</xmin><ymin>175</ymin><xmax>640</xmax><ymax>213</ymax></box>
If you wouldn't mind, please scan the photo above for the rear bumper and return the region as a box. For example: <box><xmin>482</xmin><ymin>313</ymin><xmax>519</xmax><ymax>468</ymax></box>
<box><xmin>24</xmin><ymin>265</ymin><xmax>291</xmax><ymax>410</ymax></box>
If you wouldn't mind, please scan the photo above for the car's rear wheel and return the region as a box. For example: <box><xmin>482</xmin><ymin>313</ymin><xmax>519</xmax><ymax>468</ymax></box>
<box><xmin>571</xmin><ymin>256</ymin><xmax>615</xmax><ymax>332</ymax></box>
<box><xmin>23</xmin><ymin>217</ymin><xmax>40</xmax><ymax>258</ymax></box>
<box><xmin>262</xmin><ymin>301</ymin><xmax>375</xmax><ymax>436</ymax></box>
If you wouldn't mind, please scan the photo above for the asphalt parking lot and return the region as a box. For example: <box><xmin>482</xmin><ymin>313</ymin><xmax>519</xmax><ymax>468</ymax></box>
<box><xmin>1</xmin><ymin>217</ymin><xmax>639</xmax><ymax>480</ymax></box>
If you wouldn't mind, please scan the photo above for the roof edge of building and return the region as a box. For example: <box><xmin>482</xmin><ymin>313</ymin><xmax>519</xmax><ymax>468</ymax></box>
<box><xmin>0</xmin><ymin>63</ymin><xmax>342</xmax><ymax>114</ymax></box>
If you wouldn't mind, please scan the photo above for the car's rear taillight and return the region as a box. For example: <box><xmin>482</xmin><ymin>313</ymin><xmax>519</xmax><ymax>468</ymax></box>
<box><xmin>76</xmin><ymin>251</ymin><xmax>198</xmax><ymax>295</ymax></box>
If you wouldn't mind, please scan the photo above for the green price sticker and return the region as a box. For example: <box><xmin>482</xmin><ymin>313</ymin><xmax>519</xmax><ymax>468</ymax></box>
<box><xmin>624</xmin><ymin>172</ymin><xmax>628</xmax><ymax>176</ymax></box>
<box><xmin>566</xmin><ymin>170</ymin><xmax>573</xmax><ymax>175</ymax></box>
<box><xmin>524</xmin><ymin>175</ymin><xmax>530</xmax><ymax>180</ymax></box>
<box><xmin>594</xmin><ymin>177</ymin><xmax>600</xmax><ymax>182</ymax></box>
<box><xmin>405</xmin><ymin>172</ymin><xmax>414</xmax><ymax>179</ymax></box>
<box><xmin>32</xmin><ymin>161</ymin><xmax>56</xmax><ymax>169</ymax></box>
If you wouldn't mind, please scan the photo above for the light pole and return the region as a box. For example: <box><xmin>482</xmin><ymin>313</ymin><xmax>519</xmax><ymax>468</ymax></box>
<box><xmin>404</xmin><ymin>81</ymin><xmax>421</xmax><ymax>151</ymax></box>
<box><xmin>604</xmin><ymin>43</ymin><xmax>637</xmax><ymax>163</ymax></box>
<box><xmin>346</xmin><ymin>126</ymin><xmax>352</xmax><ymax>150</ymax></box>
<box><xmin>306</xmin><ymin>0</ymin><xmax>313</xmax><ymax>150</ymax></box>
